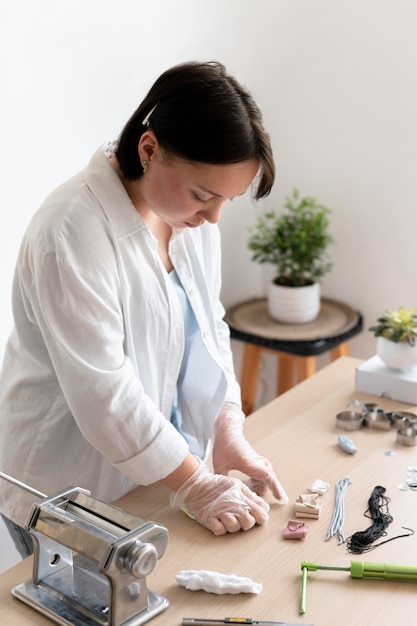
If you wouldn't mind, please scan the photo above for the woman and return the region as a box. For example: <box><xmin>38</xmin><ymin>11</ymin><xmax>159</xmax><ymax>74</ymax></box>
<box><xmin>0</xmin><ymin>61</ymin><xmax>288</xmax><ymax>556</ymax></box>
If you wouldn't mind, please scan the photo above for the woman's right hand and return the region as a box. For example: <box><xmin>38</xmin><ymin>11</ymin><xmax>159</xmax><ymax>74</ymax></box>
<box><xmin>170</xmin><ymin>459</ymin><xmax>270</xmax><ymax>535</ymax></box>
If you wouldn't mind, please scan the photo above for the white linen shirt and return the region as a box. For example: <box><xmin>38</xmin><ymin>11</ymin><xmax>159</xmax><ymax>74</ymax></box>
<box><xmin>0</xmin><ymin>147</ymin><xmax>242</xmax><ymax>527</ymax></box>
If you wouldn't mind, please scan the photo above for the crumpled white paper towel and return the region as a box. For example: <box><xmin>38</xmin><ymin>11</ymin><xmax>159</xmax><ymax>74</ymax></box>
<box><xmin>175</xmin><ymin>569</ymin><xmax>262</xmax><ymax>594</ymax></box>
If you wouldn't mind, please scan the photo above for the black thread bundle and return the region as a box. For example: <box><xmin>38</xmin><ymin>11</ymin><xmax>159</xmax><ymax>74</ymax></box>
<box><xmin>346</xmin><ymin>485</ymin><xmax>393</xmax><ymax>554</ymax></box>
<box><xmin>346</xmin><ymin>485</ymin><xmax>414</xmax><ymax>554</ymax></box>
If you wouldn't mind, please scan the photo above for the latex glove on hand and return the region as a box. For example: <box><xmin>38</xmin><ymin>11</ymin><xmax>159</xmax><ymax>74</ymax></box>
<box><xmin>212</xmin><ymin>403</ymin><xmax>289</xmax><ymax>503</ymax></box>
<box><xmin>171</xmin><ymin>459</ymin><xmax>270</xmax><ymax>536</ymax></box>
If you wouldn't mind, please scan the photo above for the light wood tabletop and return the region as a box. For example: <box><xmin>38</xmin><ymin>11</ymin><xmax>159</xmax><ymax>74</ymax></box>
<box><xmin>1</xmin><ymin>356</ymin><xmax>417</xmax><ymax>626</ymax></box>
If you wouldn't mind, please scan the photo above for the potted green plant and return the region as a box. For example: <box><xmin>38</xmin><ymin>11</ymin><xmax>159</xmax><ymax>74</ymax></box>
<box><xmin>369</xmin><ymin>306</ymin><xmax>417</xmax><ymax>370</ymax></box>
<box><xmin>247</xmin><ymin>188</ymin><xmax>334</xmax><ymax>323</ymax></box>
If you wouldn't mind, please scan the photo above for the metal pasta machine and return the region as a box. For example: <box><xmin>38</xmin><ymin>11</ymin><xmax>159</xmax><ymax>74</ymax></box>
<box><xmin>0</xmin><ymin>471</ymin><xmax>169</xmax><ymax>626</ymax></box>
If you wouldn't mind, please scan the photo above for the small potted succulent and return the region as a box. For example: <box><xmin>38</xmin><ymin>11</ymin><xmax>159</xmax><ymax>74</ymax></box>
<box><xmin>369</xmin><ymin>306</ymin><xmax>417</xmax><ymax>370</ymax></box>
<box><xmin>247</xmin><ymin>188</ymin><xmax>334</xmax><ymax>323</ymax></box>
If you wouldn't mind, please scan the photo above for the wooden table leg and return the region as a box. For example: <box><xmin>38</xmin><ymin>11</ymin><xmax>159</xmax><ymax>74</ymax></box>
<box><xmin>297</xmin><ymin>355</ymin><xmax>317</xmax><ymax>383</ymax></box>
<box><xmin>278</xmin><ymin>354</ymin><xmax>295</xmax><ymax>395</ymax></box>
<box><xmin>331</xmin><ymin>342</ymin><xmax>349</xmax><ymax>360</ymax></box>
<box><xmin>240</xmin><ymin>344</ymin><xmax>262</xmax><ymax>415</ymax></box>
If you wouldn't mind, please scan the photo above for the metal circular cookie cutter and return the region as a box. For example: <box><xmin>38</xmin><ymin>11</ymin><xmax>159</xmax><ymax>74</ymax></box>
<box><xmin>336</xmin><ymin>410</ymin><xmax>363</xmax><ymax>430</ymax></box>
<box><xmin>396</xmin><ymin>425</ymin><xmax>417</xmax><ymax>446</ymax></box>
<box><xmin>388</xmin><ymin>411</ymin><xmax>417</xmax><ymax>429</ymax></box>
<box><xmin>364</xmin><ymin>403</ymin><xmax>379</xmax><ymax>412</ymax></box>
<box><xmin>363</xmin><ymin>410</ymin><xmax>391</xmax><ymax>430</ymax></box>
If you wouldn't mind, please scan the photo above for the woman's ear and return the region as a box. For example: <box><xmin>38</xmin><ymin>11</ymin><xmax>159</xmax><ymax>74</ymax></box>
<box><xmin>138</xmin><ymin>130</ymin><xmax>159</xmax><ymax>163</ymax></box>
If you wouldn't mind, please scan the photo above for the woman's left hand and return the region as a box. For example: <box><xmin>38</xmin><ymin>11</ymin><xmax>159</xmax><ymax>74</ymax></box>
<box><xmin>212</xmin><ymin>404</ymin><xmax>289</xmax><ymax>503</ymax></box>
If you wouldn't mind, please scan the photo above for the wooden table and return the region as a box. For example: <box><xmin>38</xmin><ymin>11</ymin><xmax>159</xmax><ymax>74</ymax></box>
<box><xmin>1</xmin><ymin>357</ymin><xmax>417</xmax><ymax>626</ymax></box>
<box><xmin>225</xmin><ymin>298</ymin><xmax>363</xmax><ymax>413</ymax></box>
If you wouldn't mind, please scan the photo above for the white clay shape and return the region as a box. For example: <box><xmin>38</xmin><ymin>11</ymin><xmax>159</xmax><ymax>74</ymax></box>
<box><xmin>338</xmin><ymin>434</ymin><xmax>357</xmax><ymax>454</ymax></box>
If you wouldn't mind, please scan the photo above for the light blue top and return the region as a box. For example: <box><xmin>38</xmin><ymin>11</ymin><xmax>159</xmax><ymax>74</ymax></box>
<box><xmin>170</xmin><ymin>269</ymin><xmax>202</xmax><ymax>456</ymax></box>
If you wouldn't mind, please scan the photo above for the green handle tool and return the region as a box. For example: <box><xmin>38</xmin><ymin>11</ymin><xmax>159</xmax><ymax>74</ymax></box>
<box><xmin>302</xmin><ymin>560</ymin><xmax>417</xmax><ymax>580</ymax></box>
<box><xmin>300</xmin><ymin>560</ymin><xmax>417</xmax><ymax>614</ymax></box>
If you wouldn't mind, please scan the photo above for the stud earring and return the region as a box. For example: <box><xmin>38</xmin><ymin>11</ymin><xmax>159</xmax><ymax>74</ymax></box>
<box><xmin>142</xmin><ymin>160</ymin><xmax>148</xmax><ymax>173</ymax></box>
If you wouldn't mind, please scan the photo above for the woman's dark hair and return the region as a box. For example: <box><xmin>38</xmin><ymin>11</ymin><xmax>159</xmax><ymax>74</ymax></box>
<box><xmin>115</xmin><ymin>61</ymin><xmax>274</xmax><ymax>199</ymax></box>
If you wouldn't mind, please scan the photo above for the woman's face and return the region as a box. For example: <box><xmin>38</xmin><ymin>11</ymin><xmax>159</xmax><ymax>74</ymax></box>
<box><xmin>137</xmin><ymin>134</ymin><xmax>259</xmax><ymax>229</ymax></box>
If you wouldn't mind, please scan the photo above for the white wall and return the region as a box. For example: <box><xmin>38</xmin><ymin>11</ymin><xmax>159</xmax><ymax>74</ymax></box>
<box><xmin>219</xmin><ymin>0</ymin><xmax>417</xmax><ymax>363</ymax></box>
<box><xmin>1</xmin><ymin>0</ymin><xmax>416</xmax><ymax>364</ymax></box>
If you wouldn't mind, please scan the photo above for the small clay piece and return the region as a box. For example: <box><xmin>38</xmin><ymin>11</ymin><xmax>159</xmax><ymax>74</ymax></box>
<box><xmin>338</xmin><ymin>434</ymin><xmax>357</xmax><ymax>455</ymax></box>
<box><xmin>283</xmin><ymin>519</ymin><xmax>309</xmax><ymax>539</ymax></box>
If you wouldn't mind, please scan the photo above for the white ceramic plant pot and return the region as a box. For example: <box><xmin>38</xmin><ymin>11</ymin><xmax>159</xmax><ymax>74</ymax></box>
<box><xmin>376</xmin><ymin>336</ymin><xmax>417</xmax><ymax>371</ymax></box>
<box><xmin>267</xmin><ymin>281</ymin><xmax>320</xmax><ymax>324</ymax></box>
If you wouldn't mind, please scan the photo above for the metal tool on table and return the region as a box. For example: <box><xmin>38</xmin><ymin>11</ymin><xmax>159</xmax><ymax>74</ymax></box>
<box><xmin>0</xmin><ymin>471</ymin><xmax>169</xmax><ymax>626</ymax></box>
<box><xmin>182</xmin><ymin>618</ymin><xmax>312</xmax><ymax>626</ymax></box>
<box><xmin>300</xmin><ymin>559</ymin><xmax>417</xmax><ymax>614</ymax></box>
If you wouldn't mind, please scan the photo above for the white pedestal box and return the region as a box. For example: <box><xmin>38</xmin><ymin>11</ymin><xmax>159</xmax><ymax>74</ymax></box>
<box><xmin>355</xmin><ymin>355</ymin><xmax>417</xmax><ymax>405</ymax></box>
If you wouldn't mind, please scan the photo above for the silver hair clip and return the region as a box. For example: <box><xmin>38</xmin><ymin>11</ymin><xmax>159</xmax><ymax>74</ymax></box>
<box><xmin>142</xmin><ymin>102</ymin><xmax>159</xmax><ymax>127</ymax></box>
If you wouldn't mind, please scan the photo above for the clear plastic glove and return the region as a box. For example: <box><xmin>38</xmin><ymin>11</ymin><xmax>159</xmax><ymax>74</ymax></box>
<box><xmin>170</xmin><ymin>458</ymin><xmax>270</xmax><ymax>535</ymax></box>
<box><xmin>212</xmin><ymin>403</ymin><xmax>289</xmax><ymax>503</ymax></box>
